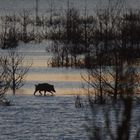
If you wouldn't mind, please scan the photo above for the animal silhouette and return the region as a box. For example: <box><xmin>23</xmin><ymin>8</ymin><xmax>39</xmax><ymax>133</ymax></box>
<box><xmin>34</xmin><ymin>83</ymin><xmax>56</xmax><ymax>96</ymax></box>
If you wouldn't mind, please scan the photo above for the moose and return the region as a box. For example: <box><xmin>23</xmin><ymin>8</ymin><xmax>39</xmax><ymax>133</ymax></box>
<box><xmin>34</xmin><ymin>83</ymin><xmax>56</xmax><ymax>96</ymax></box>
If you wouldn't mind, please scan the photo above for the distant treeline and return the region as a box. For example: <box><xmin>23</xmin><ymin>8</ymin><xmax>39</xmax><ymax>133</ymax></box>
<box><xmin>48</xmin><ymin>7</ymin><xmax>140</xmax><ymax>68</ymax></box>
<box><xmin>0</xmin><ymin>6</ymin><xmax>140</xmax><ymax>68</ymax></box>
<box><xmin>0</xmin><ymin>9</ymin><xmax>53</xmax><ymax>48</ymax></box>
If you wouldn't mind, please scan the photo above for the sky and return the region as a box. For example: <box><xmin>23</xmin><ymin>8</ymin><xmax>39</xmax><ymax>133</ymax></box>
<box><xmin>0</xmin><ymin>0</ymin><xmax>139</xmax><ymax>15</ymax></box>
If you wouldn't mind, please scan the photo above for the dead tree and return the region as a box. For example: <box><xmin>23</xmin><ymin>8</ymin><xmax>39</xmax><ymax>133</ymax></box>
<box><xmin>6</xmin><ymin>50</ymin><xmax>32</xmax><ymax>95</ymax></box>
<box><xmin>19</xmin><ymin>9</ymin><xmax>31</xmax><ymax>43</ymax></box>
<box><xmin>0</xmin><ymin>57</ymin><xmax>10</xmax><ymax>98</ymax></box>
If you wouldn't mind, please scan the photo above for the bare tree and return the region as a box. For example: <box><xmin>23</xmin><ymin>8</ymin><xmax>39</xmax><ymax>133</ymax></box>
<box><xmin>0</xmin><ymin>57</ymin><xmax>10</xmax><ymax>97</ymax></box>
<box><xmin>35</xmin><ymin>0</ymin><xmax>39</xmax><ymax>25</ymax></box>
<box><xmin>86</xmin><ymin>62</ymin><xmax>140</xmax><ymax>140</ymax></box>
<box><xmin>19</xmin><ymin>9</ymin><xmax>32</xmax><ymax>43</ymax></box>
<box><xmin>83</xmin><ymin>1</ymin><xmax>140</xmax><ymax>139</ymax></box>
<box><xmin>6</xmin><ymin>50</ymin><xmax>32</xmax><ymax>95</ymax></box>
<box><xmin>81</xmin><ymin>0</ymin><xmax>140</xmax><ymax>103</ymax></box>
<box><xmin>0</xmin><ymin>56</ymin><xmax>11</xmax><ymax>105</ymax></box>
<box><xmin>0</xmin><ymin>14</ymin><xmax>18</xmax><ymax>49</ymax></box>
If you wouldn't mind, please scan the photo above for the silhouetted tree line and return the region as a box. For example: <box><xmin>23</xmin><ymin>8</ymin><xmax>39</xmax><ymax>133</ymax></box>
<box><xmin>76</xmin><ymin>1</ymin><xmax>140</xmax><ymax>139</ymax></box>
<box><xmin>0</xmin><ymin>9</ymin><xmax>58</xmax><ymax>49</ymax></box>
<box><xmin>83</xmin><ymin>42</ymin><xmax>140</xmax><ymax>140</ymax></box>
<box><xmin>47</xmin><ymin>6</ymin><xmax>140</xmax><ymax>68</ymax></box>
<box><xmin>80</xmin><ymin>2</ymin><xmax>140</xmax><ymax>104</ymax></box>
<box><xmin>0</xmin><ymin>6</ymin><xmax>140</xmax><ymax>68</ymax></box>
